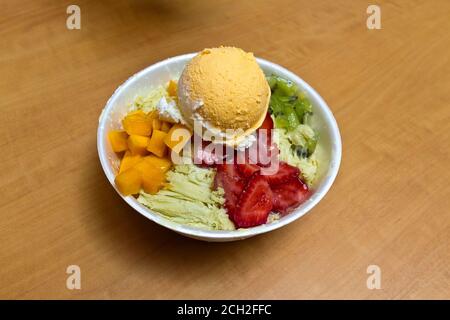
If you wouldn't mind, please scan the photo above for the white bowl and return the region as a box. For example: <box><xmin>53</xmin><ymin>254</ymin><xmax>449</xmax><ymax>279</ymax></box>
<box><xmin>97</xmin><ymin>53</ymin><xmax>342</xmax><ymax>242</ymax></box>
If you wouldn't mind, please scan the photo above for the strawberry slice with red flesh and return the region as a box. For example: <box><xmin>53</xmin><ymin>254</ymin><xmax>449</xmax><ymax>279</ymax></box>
<box><xmin>236</xmin><ymin>163</ymin><xmax>260</xmax><ymax>179</ymax></box>
<box><xmin>233</xmin><ymin>174</ymin><xmax>273</xmax><ymax>228</ymax></box>
<box><xmin>255</xmin><ymin>113</ymin><xmax>276</xmax><ymax>166</ymax></box>
<box><xmin>215</xmin><ymin>163</ymin><xmax>245</xmax><ymax>217</ymax></box>
<box><xmin>271</xmin><ymin>178</ymin><xmax>309</xmax><ymax>215</ymax></box>
<box><xmin>258</xmin><ymin>113</ymin><xmax>273</xmax><ymax>146</ymax></box>
<box><xmin>262</xmin><ymin>161</ymin><xmax>300</xmax><ymax>186</ymax></box>
<box><xmin>259</xmin><ymin>112</ymin><xmax>274</xmax><ymax>133</ymax></box>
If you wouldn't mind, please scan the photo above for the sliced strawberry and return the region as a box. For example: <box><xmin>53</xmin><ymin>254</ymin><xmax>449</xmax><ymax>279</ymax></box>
<box><xmin>237</xmin><ymin>163</ymin><xmax>260</xmax><ymax>179</ymax></box>
<box><xmin>217</xmin><ymin>162</ymin><xmax>239</xmax><ymax>179</ymax></box>
<box><xmin>259</xmin><ymin>112</ymin><xmax>274</xmax><ymax>132</ymax></box>
<box><xmin>233</xmin><ymin>175</ymin><xmax>273</xmax><ymax>228</ymax></box>
<box><xmin>258</xmin><ymin>113</ymin><xmax>273</xmax><ymax>145</ymax></box>
<box><xmin>262</xmin><ymin>161</ymin><xmax>300</xmax><ymax>186</ymax></box>
<box><xmin>255</xmin><ymin>115</ymin><xmax>277</xmax><ymax>167</ymax></box>
<box><xmin>215</xmin><ymin>163</ymin><xmax>245</xmax><ymax>217</ymax></box>
<box><xmin>271</xmin><ymin>178</ymin><xmax>309</xmax><ymax>214</ymax></box>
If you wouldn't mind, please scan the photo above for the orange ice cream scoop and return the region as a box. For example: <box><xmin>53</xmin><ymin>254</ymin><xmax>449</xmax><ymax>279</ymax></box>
<box><xmin>177</xmin><ymin>46</ymin><xmax>270</xmax><ymax>146</ymax></box>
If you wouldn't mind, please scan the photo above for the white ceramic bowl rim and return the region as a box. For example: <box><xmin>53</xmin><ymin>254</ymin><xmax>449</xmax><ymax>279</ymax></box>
<box><xmin>97</xmin><ymin>53</ymin><xmax>342</xmax><ymax>241</ymax></box>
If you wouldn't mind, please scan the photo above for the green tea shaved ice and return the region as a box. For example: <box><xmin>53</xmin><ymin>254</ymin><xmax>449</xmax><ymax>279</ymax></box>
<box><xmin>138</xmin><ymin>165</ymin><xmax>235</xmax><ymax>231</ymax></box>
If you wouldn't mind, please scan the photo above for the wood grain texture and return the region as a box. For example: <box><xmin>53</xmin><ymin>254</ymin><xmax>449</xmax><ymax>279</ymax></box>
<box><xmin>1</xmin><ymin>0</ymin><xmax>449</xmax><ymax>299</ymax></box>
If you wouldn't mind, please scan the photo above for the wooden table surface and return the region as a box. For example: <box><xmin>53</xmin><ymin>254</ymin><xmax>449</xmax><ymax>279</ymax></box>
<box><xmin>1</xmin><ymin>0</ymin><xmax>449</xmax><ymax>299</ymax></box>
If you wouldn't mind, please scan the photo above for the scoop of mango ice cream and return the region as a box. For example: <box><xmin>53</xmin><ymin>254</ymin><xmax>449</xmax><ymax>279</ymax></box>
<box><xmin>177</xmin><ymin>46</ymin><xmax>270</xmax><ymax>146</ymax></box>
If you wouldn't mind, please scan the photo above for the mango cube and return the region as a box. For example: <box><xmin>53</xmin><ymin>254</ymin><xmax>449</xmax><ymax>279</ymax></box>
<box><xmin>147</xmin><ymin>110</ymin><xmax>159</xmax><ymax>119</ymax></box>
<box><xmin>115</xmin><ymin>168</ymin><xmax>142</xmax><ymax>195</ymax></box>
<box><xmin>128</xmin><ymin>135</ymin><xmax>150</xmax><ymax>155</ymax></box>
<box><xmin>132</xmin><ymin>157</ymin><xmax>167</xmax><ymax>194</ymax></box>
<box><xmin>167</xmin><ymin>80</ymin><xmax>178</xmax><ymax>97</ymax></box>
<box><xmin>122</xmin><ymin>110</ymin><xmax>152</xmax><ymax>136</ymax></box>
<box><xmin>164</xmin><ymin>124</ymin><xmax>192</xmax><ymax>153</ymax></box>
<box><xmin>108</xmin><ymin>130</ymin><xmax>128</xmax><ymax>153</ymax></box>
<box><xmin>119</xmin><ymin>151</ymin><xmax>142</xmax><ymax>173</ymax></box>
<box><xmin>160</xmin><ymin>121</ymin><xmax>171</xmax><ymax>133</ymax></box>
<box><xmin>152</xmin><ymin>118</ymin><xmax>161</xmax><ymax>131</ymax></box>
<box><xmin>147</xmin><ymin>129</ymin><xmax>167</xmax><ymax>158</ymax></box>
<box><xmin>134</xmin><ymin>157</ymin><xmax>157</xmax><ymax>173</ymax></box>
<box><xmin>141</xmin><ymin>155</ymin><xmax>172</xmax><ymax>172</ymax></box>
<box><xmin>141</xmin><ymin>166</ymin><xmax>166</xmax><ymax>194</ymax></box>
